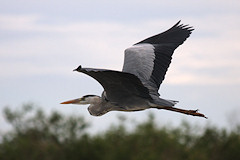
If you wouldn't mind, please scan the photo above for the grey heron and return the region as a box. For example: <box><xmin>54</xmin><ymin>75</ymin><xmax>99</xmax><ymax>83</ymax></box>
<box><xmin>61</xmin><ymin>21</ymin><xmax>207</xmax><ymax>118</ymax></box>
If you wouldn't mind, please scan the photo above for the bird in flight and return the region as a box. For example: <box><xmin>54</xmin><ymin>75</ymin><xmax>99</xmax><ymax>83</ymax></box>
<box><xmin>61</xmin><ymin>21</ymin><xmax>207</xmax><ymax>118</ymax></box>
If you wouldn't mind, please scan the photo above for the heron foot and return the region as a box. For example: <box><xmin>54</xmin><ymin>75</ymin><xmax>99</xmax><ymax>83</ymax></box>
<box><xmin>186</xmin><ymin>109</ymin><xmax>207</xmax><ymax>119</ymax></box>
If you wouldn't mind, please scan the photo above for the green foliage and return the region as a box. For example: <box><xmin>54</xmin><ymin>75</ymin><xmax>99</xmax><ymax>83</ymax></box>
<box><xmin>1</xmin><ymin>105</ymin><xmax>240</xmax><ymax>160</ymax></box>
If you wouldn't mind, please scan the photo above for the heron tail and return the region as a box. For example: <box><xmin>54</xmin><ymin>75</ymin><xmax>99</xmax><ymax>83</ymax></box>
<box><xmin>166</xmin><ymin>99</ymin><xmax>179</xmax><ymax>105</ymax></box>
<box><xmin>150</xmin><ymin>97</ymin><xmax>178</xmax><ymax>107</ymax></box>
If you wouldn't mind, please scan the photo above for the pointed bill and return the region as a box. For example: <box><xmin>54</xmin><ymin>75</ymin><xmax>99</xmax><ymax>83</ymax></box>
<box><xmin>60</xmin><ymin>98</ymin><xmax>81</xmax><ymax>104</ymax></box>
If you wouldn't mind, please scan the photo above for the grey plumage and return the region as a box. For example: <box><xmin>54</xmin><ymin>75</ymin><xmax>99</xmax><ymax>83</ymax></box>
<box><xmin>61</xmin><ymin>21</ymin><xmax>207</xmax><ymax>118</ymax></box>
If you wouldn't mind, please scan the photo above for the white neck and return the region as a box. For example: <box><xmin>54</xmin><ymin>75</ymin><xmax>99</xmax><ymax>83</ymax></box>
<box><xmin>82</xmin><ymin>95</ymin><xmax>101</xmax><ymax>104</ymax></box>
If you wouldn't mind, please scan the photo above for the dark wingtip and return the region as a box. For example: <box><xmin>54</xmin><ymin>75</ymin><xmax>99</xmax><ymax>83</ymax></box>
<box><xmin>175</xmin><ymin>20</ymin><xmax>194</xmax><ymax>30</ymax></box>
<box><xmin>171</xmin><ymin>20</ymin><xmax>181</xmax><ymax>28</ymax></box>
<box><xmin>176</xmin><ymin>20</ymin><xmax>181</xmax><ymax>25</ymax></box>
<box><xmin>166</xmin><ymin>20</ymin><xmax>194</xmax><ymax>35</ymax></box>
<box><xmin>73</xmin><ymin>65</ymin><xmax>82</xmax><ymax>72</ymax></box>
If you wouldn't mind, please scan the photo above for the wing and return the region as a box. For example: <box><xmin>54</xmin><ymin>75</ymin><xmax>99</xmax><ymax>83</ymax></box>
<box><xmin>122</xmin><ymin>21</ymin><xmax>193</xmax><ymax>95</ymax></box>
<box><xmin>74</xmin><ymin>65</ymin><xmax>152</xmax><ymax>103</ymax></box>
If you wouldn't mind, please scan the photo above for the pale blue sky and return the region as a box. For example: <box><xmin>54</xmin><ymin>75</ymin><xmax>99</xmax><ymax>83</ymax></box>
<box><xmin>1</xmin><ymin>0</ymin><xmax>240</xmax><ymax>132</ymax></box>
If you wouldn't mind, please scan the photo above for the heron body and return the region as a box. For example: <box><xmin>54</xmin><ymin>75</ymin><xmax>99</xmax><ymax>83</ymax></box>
<box><xmin>61</xmin><ymin>21</ymin><xmax>207</xmax><ymax>118</ymax></box>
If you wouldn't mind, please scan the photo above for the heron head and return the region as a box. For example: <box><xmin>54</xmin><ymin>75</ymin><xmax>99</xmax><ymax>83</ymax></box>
<box><xmin>60</xmin><ymin>95</ymin><xmax>100</xmax><ymax>105</ymax></box>
<box><xmin>61</xmin><ymin>95</ymin><xmax>109</xmax><ymax>116</ymax></box>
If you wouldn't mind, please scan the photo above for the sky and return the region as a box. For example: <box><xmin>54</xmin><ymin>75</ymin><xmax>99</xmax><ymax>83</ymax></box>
<box><xmin>1</xmin><ymin>0</ymin><xmax>240</xmax><ymax>133</ymax></box>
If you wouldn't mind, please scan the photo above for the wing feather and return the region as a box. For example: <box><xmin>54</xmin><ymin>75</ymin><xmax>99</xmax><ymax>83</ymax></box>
<box><xmin>74</xmin><ymin>66</ymin><xmax>152</xmax><ymax>103</ymax></box>
<box><xmin>122</xmin><ymin>21</ymin><xmax>193</xmax><ymax>95</ymax></box>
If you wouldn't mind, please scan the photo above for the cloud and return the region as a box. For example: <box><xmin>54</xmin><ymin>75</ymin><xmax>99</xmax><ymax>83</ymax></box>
<box><xmin>0</xmin><ymin>0</ymin><xmax>240</xmax><ymax>134</ymax></box>
<box><xmin>0</xmin><ymin>14</ymin><xmax>40</xmax><ymax>31</ymax></box>
<box><xmin>0</xmin><ymin>13</ymin><xmax>240</xmax><ymax>85</ymax></box>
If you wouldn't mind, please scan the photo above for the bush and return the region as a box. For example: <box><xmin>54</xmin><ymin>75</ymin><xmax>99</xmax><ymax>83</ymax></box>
<box><xmin>0</xmin><ymin>105</ymin><xmax>240</xmax><ymax>160</ymax></box>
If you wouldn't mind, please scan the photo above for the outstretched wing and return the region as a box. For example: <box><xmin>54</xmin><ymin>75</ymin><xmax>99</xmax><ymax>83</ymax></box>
<box><xmin>74</xmin><ymin>66</ymin><xmax>152</xmax><ymax>103</ymax></box>
<box><xmin>122</xmin><ymin>21</ymin><xmax>193</xmax><ymax>95</ymax></box>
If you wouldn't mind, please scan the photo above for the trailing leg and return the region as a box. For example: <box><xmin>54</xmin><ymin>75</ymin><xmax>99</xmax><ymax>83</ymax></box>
<box><xmin>156</xmin><ymin>106</ymin><xmax>207</xmax><ymax>118</ymax></box>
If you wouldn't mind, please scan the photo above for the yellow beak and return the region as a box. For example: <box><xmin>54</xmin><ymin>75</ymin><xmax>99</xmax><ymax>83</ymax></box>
<box><xmin>60</xmin><ymin>98</ymin><xmax>81</xmax><ymax>104</ymax></box>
